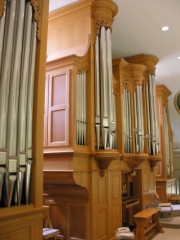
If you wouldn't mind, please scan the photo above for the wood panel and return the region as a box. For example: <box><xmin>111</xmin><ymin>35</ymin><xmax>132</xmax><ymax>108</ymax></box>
<box><xmin>67</xmin><ymin>202</ymin><xmax>89</xmax><ymax>239</ymax></box>
<box><xmin>48</xmin><ymin>69</ymin><xmax>70</xmax><ymax>147</ymax></box>
<box><xmin>44</xmin><ymin>188</ymin><xmax>89</xmax><ymax>240</ymax></box>
<box><xmin>108</xmin><ymin>172</ymin><xmax>122</xmax><ymax>239</ymax></box>
<box><xmin>47</xmin><ymin>0</ymin><xmax>92</xmax><ymax>61</ymax></box>
<box><xmin>0</xmin><ymin>210</ymin><xmax>42</xmax><ymax>240</ymax></box>
<box><xmin>156</xmin><ymin>180</ymin><xmax>167</xmax><ymax>202</ymax></box>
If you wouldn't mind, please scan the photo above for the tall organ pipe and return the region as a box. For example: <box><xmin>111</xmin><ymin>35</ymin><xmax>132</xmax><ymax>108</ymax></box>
<box><xmin>25</xmin><ymin>20</ymin><xmax>37</xmax><ymax>204</ymax></box>
<box><xmin>146</xmin><ymin>80</ymin><xmax>151</xmax><ymax>154</ymax></box>
<box><xmin>95</xmin><ymin>26</ymin><xmax>116</xmax><ymax>149</ymax></box>
<box><xmin>0</xmin><ymin>0</ymin><xmax>17</xmax><ymax>160</ymax></box>
<box><xmin>76</xmin><ymin>71</ymin><xmax>87</xmax><ymax>146</ymax></box>
<box><xmin>6</xmin><ymin>0</ymin><xmax>25</xmax><ymax>205</ymax></box>
<box><xmin>0</xmin><ymin>0</ymin><xmax>6</xmax><ymax>203</ymax></box>
<box><xmin>0</xmin><ymin>0</ymin><xmax>17</xmax><ymax>205</ymax></box>
<box><xmin>146</xmin><ymin>74</ymin><xmax>159</xmax><ymax>155</ymax></box>
<box><xmin>95</xmin><ymin>35</ymin><xmax>100</xmax><ymax>149</ymax></box>
<box><xmin>0</xmin><ymin>1</ymin><xmax>5</xmax><ymax>76</ymax></box>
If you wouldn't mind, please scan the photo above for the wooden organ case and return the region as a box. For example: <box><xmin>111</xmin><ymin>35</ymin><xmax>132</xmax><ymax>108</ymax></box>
<box><xmin>156</xmin><ymin>84</ymin><xmax>175</xmax><ymax>202</ymax></box>
<box><xmin>44</xmin><ymin>1</ymin><xmax>121</xmax><ymax>240</ymax></box>
<box><xmin>112</xmin><ymin>56</ymin><xmax>160</xmax><ymax>222</ymax></box>
<box><xmin>44</xmin><ymin>1</ymin><xmax>165</xmax><ymax>240</ymax></box>
<box><xmin>0</xmin><ymin>1</ymin><xmax>49</xmax><ymax>240</ymax></box>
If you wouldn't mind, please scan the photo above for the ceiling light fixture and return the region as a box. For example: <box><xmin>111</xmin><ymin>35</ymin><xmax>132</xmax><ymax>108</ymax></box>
<box><xmin>178</xmin><ymin>56</ymin><xmax>180</xmax><ymax>60</ymax></box>
<box><xmin>162</xmin><ymin>26</ymin><xmax>169</xmax><ymax>31</ymax></box>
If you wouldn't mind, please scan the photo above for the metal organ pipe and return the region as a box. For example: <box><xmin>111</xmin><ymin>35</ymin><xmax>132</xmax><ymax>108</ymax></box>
<box><xmin>0</xmin><ymin>0</ymin><xmax>38</xmax><ymax>207</ymax></box>
<box><xmin>17</xmin><ymin>2</ymin><xmax>33</xmax><ymax>205</ymax></box>
<box><xmin>95</xmin><ymin>35</ymin><xmax>100</xmax><ymax>150</ymax></box>
<box><xmin>7</xmin><ymin>0</ymin><xmax>25</xmax><ymax>206</ymax></box>
<box><xmin>163</xmin><ymin>107</ymin><xmax>170</xmax><ymax>176</ymax></box>
<box><xmin>25</xmin><ymin>20</ymin><xmax>37</xmax><ymax>204</ymax></box>
<box><xmin>123</xmin><ymin>89</ymin><xmax>126</xmax><ymax>152</ymax></box>
<box><xmin>0</xmin><ymin>0</ymin><xmax>6</xmax><ymax>203</ymax></box>
<box><xmin>95</xmin><ymin>26</ymin><xmax>116</xmax><ymax>149</ymax></box>
<box><xmin>133</xmin><ymin>84</ymin><xmax>145</xmax><ymax>154</ymax></box>
<box><xmin>76</xmin><ymin>71</ymin><xmax>87</xmax><ymax>146</ymax></box>
<box><xmin>128</xmin><ymin>91</ymin><xmax>132</xmax><ymax>152</ymax></box>
<box><xmin>146</xmin><ymin>74</ymin><xmax>159</xmax><ymax>155</ymax></box>
<box><xmin>146</xmin><ymin>81</ymin><xmax>151</xmax><ymax>154</ymax></box>
<box><xmin>0</xmin><ymin>0</ymin><xmax>17</xmax><ymax>206</ymax></box>
<box><xmin>0</xmin><ymin>1</ymin><xmax>5</xmax><ymax>75</ymax></box>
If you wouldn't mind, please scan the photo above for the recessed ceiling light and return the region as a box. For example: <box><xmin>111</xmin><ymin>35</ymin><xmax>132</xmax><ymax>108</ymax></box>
<box><xmin>162</xmin><ymin>26</ymin><xmax>169</xmax><ymax>31</ymax></box>
<box><xmin>178</xmin><ymin>56</ymin><xmax>180</xmax><ymax>60</ymax></box>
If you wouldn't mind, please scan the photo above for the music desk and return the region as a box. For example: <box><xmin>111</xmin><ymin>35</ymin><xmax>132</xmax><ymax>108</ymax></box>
<box><xmin>169</xmin><ymin>195</ymin><xmax>180</xmax><ymax>204</ymax></box>
<box><xmin>133</xmin><ymin>208</ymin><xmax>164</xmax><ymax>240</ymax></box>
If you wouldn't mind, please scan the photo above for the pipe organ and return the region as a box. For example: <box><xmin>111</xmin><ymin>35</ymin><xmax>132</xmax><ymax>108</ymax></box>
<box><xmin>0</xmin><ymin>0</ymin><xmax>49</xmax><ymax>239</ymax></box>
<box><xmin>113</xmin><ymin>58</ymin><xmax>149</xmax><ymax>166</ymax></box>
<box><xmin>124</xmin><ymin>55</ymin><xmax>162</xmax><ymax>169</ymax></box>
<box><xmin>44</xmin><ymin>1</ymin><xmax>173</xmax><ymax>239</ymax></box>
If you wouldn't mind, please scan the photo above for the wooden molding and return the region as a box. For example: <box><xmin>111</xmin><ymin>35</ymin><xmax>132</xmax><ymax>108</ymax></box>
<box><xmin>0</xmin><ymin>0</ymin><xmax>4</xmax><ymax>18</ymax></box>
<box><xmin>125</xmin><ymin>54</ymin><xmax>159</xmax><ymax>75</ymax></box>
<box><xmin>93</xmin><ymin>150</ymin><xmax>119</xmax><ymax>176</ymax></box>
<box><xmin>123</xmin><ymin>153</ymin><xmax>149</xmax><ymax>169</ymax></box>
<box><xmin>148</xmin><ymin>155</ymin><xmax>162</xmax><ymax>171</ymax></box>
<box><xmin>156</xmin><ymin>84</ymin><xmax>172</xmax><ymax>99</ymax></box>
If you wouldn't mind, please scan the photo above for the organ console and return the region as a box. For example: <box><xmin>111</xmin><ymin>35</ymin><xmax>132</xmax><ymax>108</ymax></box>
<box><xmin>122</xmin><ymin>170</ymin><xmax>139</xmax><ymax>226</ymax></box>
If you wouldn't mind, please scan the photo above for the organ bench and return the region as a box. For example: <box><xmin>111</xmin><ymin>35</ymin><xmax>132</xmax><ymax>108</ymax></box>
<box><xmin>133</xmin><ymin>208</ymin><xmax>164</xmax><ymax>240</ymax></box>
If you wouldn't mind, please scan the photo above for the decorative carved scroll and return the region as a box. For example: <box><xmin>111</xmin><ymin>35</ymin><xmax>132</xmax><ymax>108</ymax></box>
<box><xmin>122</xmin><ymin>78</ymin><xmax>131</xmax><ymax>91</ymax></box>
<box><xmin>95</xmin><ymin>19</ymin><xmax>113</xmax><ymax>36</ymax></box>
<box><xmin>131</xmin><ymin>64</ymin><xmax>147</xmax><ymax>91</ymax></box>
<box><xmin>77</xmin><ymin>65</ymin><xmax>88</xmax><ymax>74</ymax></box>
<box><xmin>30</xmin><ymin>0</ymin><xmax>41</xmax><ymax>39</ymax></box>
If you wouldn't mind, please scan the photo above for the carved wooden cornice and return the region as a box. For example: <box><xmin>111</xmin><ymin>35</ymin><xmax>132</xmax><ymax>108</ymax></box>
<box><xmin>113</xmin><ymin>75</ymin><xmax>119</xmax><ymax>95</ymax></box>
<box><xmin>156</xmin><ymin>84</ymin><xmax>172</xmax><ymax>99</ymax></box>
<box><xmin>75</xmin><ymin>49</ymin><xmax>90</xmax><ymax>73</ymax></box>
<box><xmin>131</xmin><ymin>63</ymin><xmax>147</xmax><ymax>91</ymax></box>
<box><xmin>122</xmin><ymin>78</ymin><xmax>131</xmax><ymax>91</ymax></box>
<box><xmin>30</xmin><ymin>0</ymin><xmax>41</xmax><ymax>40</ymax></box>
<box><xmin>125</xmin><ymin>54</ymin><xmax>159</xmax><ymax>75</ymax></box>
<box><xmin>0</xmin><ymin>0</ymin><xmax>41</xmax><ymax>38</ymax></box>
<box><xmin>93</xmin><ymin>0</ymin><xmax>118</xmax><ymax>36</ymax></box>
<box><xmin>77</xmin><ymin>65</ymin><xmax>88</xmax><ymax>74</ymax></box>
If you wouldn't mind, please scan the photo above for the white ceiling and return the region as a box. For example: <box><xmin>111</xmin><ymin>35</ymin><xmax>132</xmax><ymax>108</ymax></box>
<box><xmin>49</xmin><ymin>0</ymin><xmax>180</xmax><ymax>145</ymax></box>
